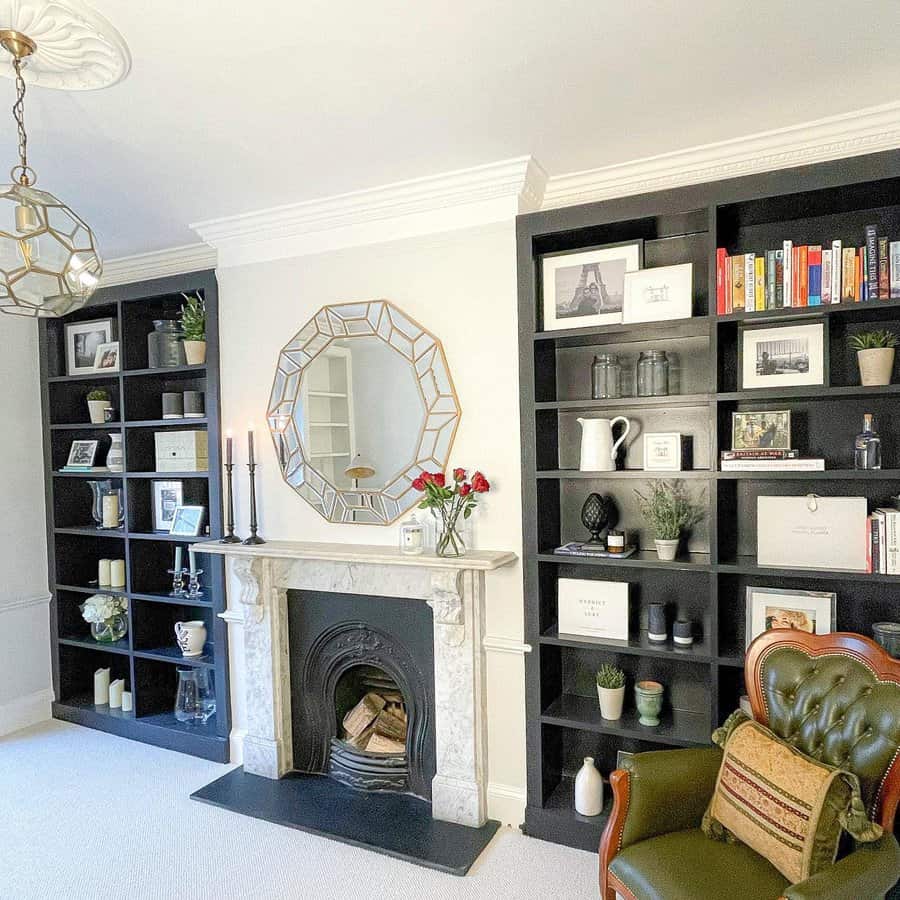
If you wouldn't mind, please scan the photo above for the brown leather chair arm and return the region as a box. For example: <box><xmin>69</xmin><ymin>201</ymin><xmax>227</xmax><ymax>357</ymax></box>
<box><xmin>781</xmin><ymin>833</ymin><xmax>900</xmax><ymax>900</ymax></box>
<box><xmin>599</xmin><ymin>747</ymin><xmax>722</xmax><ymax>899</ymax></box>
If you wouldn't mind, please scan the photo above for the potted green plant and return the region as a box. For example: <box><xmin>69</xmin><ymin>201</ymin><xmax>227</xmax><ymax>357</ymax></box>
<box><xmin>86</xmin><ymin>388</ymin><xmax>112</xmax><ymax>424</ymax></box>
<box><xmin>596</xmin><ymin>663</ymin><xmax>626</xmax><ymax>720</ymax></box>
<box><xmin>634</xmin><ymin>479</ymin><xmax>705</xmax><ymax>561</ymax></box>
<box><xmin>849</xmin><ymin>329</ymin><xmax>897</xmax><ymax>386</ymax></box>
<box><xmin>180</xmin><ymin>292</ymin><xmax>206</xmax><ymax>365</ymax></box>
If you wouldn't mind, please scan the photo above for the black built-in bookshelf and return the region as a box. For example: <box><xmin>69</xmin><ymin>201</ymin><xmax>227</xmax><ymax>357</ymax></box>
<box><xmin>40</xmin><ymin>270</ymin><xmax>229</xmax><ymax>762</ymax></box>
<box><xmin>517</xmin><ymin>150</ymin><xmax>900</xmax><ymax>851</ymax></box>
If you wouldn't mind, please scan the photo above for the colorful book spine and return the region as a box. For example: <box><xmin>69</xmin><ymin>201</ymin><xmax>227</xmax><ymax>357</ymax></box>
<box><xmin>878</xmin><ymin>237</ymin><xmax>889</xmax><ymax>300</ymax></box>
<box><xmin>745</xmin><ymin>253</ymin><xmax>756</xmax><ymax>312</ymax></box>
<box><xmin>808</xmin><ymin>245</ymin><xmax>822</xmax><ymax>305</ymax></box>
<box><xmin>842</xmin><ymin>247</ymin><xmax>856</xmax><ymax>300</ymax></box>
<box><xmin>891</xmin><ymin>241</ymin><xmax>900</xmax><ymax>299</ymax></box>
<box><xmin>866</xmin><ymin>225</ymin><xmax>879</xmax><ymax>300</ymax></box>
<box><xmin>774</xmin><ymin>250</ymin><xmax>784</xmax><ymax>307</ymax></box>
<box><xmin>725</xmin><ymin>254</ymin><xmax>733</xmax><ymax>313</ymax></box>
<box><xmin>871</xmin><ymin>514</ymin><xmax>882</xmax><ymax>574</ymax></box>
<box><xmin>766</xmin><ymin>250</ymin><xmax>776</xmax><ymax>310</ymax></box>
<box><xmin>754</xmin><ymin>255</ymin><xmax>765</xmax><ymax>311</ymax></box>
<box><xmin>716</xmin><ymin>248</ymin><xmax>727</xmax><ymax>315</ymax></box>
<box><xmin>821</xmin><ymin>249</ymin><xmax>832</xmax><ymax>304</ymax></box>
<box><xmin>798</xmin><ymin>245</ymin><xmax>808</xmax><ymax>306</ymax></box>
<box><xmin>782</xmin><ymin>240</ymin><xmax>793</xmax><ymax>307</ymax></box>
<box><xmin>831</xmin><ymin>240</ymin><xmax>842</xmax><ymax>303</ymax></box>
<box><xmin>855</xmin><ymin>252</ymin><xmax>863</xmax><ymax>302</ymax></box>
<box><xmin>731</xmin><ymin>254</ymin><xmax>745</xmax><ymax>310</ymax></box>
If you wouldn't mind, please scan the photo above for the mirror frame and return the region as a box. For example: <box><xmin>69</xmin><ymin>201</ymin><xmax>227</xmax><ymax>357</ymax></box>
<box><xmin>267</xmin><ymin>299</ymin><xmax>461</xmax><ymax>524</ymax></box>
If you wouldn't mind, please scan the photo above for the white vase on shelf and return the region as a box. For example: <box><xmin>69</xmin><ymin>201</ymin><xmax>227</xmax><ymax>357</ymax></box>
<box><xmin>574</xmin><ymin>756</ymin><xmax>604</xmax><ymax>816</ymax></box>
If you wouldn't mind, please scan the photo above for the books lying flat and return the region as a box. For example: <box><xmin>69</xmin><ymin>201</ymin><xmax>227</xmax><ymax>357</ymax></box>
<box><xmin>554</xmin><ymin>542</ymin><xmax>636</xmax><ymax>559</ymax></box>
<box><xmin>721</xmin><ymin>449</ymin><xmax>799</xmax><ymax>461</ymax></box>
<box><xmin>60</xmin><ymin>466</ymin><xmax>110</xmax><ymax>472</ymax></box>
<box><xmin>720</xmin><ymin>458</ymin><xmax>825</xmax><ymax>471</ymax></box>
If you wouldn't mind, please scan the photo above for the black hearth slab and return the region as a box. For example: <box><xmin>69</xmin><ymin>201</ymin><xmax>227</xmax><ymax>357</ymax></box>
<box><xmin>191</xmin><ymin>768</ymin><xmax>500</xmax><ymax>876</ymax></box>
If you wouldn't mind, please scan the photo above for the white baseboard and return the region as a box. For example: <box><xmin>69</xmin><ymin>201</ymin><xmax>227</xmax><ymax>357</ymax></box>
<box><xmin>487</xmin><ymin>781</ymin><xmax>527</xmax><ymax>827</ymax></box>
<box><xmin>229</xmin><ymin>728</ymin><xmax>247</xmax><ymax>764</ymax></box>
<box><xmin>0</xmin><ymin>687</ymin><xmax>53</xmax><ymax>738</ymax></box>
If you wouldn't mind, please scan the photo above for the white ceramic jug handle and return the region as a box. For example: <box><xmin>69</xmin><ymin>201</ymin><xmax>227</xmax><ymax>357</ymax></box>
<box><xmin>609</xmin><ymin>416</ymin><xmax>631</xmax><ymax>460</ymax></box>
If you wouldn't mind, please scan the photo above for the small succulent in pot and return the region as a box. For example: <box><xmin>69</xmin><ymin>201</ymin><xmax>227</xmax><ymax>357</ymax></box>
<box><xmin>86</xmin><ymin>388</ymin><xmax>112</xmax><ymax>424</ymax></box>
<box><xmin>596</xmin><ymin>663</ymin><xmax>626</xmax><ymax>720</ymax></box>
<box><xmin>849</xmin><ymin>329</ymin><xmax>897</xmax><ymax>387</ymax></box>
<box><xmin>180</xmin><ymin>292</ymin><xmax>207</xmax><ymax>365</ymax></box>
<box><xmin>634</xmin><ymin>479</ymin><xmax>705</xmax><ymax>561</ymax></box>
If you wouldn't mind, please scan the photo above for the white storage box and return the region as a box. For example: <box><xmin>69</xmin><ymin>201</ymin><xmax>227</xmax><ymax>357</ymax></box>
<box><xmin>154</xmin><ymin>430</ymin><xmax>208</xmax><ymax>472</ymax></box>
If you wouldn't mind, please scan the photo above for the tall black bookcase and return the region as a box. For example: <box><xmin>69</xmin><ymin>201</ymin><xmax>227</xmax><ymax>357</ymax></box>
<box><xmin>40</xmin><ymin>270</ymin><xmax>230</xmax><ymax>762</ymax></box>
<box><xmin>517</xmin><ymin>150</ymin><xmax>900</xmax><ymax>850</ymax></box>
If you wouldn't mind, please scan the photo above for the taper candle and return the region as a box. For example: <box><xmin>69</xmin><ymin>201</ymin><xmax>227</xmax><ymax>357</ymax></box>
<box><xmin>121</xmin><ymin>691</ymin><xmax>133</xmax><ymax>713</ymax></box>
<box><xmin>98</xmin><ymin>558</ymin><xmax>111</xmax><ymax>586</ymax></box>
<box><xmin>174</xmin><ymin>546</ymin><xmax>183</xmax><ymax>572</ymax></box>
<box><xmin>110</xmin><ymin>559</ymin><xmax>126</xmax><ymax>588</ymax></box>
<box><xmin>109</xmin><ymin>679</ymin><xmax>124</xmax><ymax>709</ymax></box>
<box><xmin>248</xmin><ymin>424</ymin><xmax>255</xmax><ymax>465</ymax></box>
<box><xmin>226</xmin><ymin>428</ymin><xmax>233</xmax><ymax>465</ymax></box>
<box><xmin>94</xmin><ymin>667</ymin><xmax>110</xmax><ymax>705</ymax></box>
<box><xmin>189</xmin><ymin>548</ymin><xmax>197</xmax><ymax>576</ymax></box>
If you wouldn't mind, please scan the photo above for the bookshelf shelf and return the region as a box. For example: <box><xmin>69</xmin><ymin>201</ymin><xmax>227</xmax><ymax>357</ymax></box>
<box><xmin>517</xmin><ymin>149</ymin><xmax>900</xmax><ymax>851</ymax></box>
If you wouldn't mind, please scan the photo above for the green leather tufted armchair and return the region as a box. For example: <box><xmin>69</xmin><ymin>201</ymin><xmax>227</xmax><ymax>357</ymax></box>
<box><xmin>599</xmin><ymin>631</ymin><xmax>900</xmax><ymax>900</ymax></box>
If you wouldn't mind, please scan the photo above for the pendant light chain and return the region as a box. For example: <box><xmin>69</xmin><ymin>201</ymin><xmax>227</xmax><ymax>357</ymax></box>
<box><xmin>11</xmin><ymin>55</ymin><xmax>31</xmax><ymax>185</ymax></box>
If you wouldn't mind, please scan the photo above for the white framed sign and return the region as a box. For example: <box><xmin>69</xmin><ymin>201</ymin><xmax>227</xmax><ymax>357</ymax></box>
<box><xmin>643</xmin><ymin>432</ymin><xmax>690</xmax><ymax>472</ymax></box>
<box><xmin>557</xmin><ymin>578</ymin><xmax>629</xmax><ymax>640</ymax></box>
<box><xmin>623</xmin><ymin>262</ymin><xmax>693</xmax><ymax>324</ymax></box>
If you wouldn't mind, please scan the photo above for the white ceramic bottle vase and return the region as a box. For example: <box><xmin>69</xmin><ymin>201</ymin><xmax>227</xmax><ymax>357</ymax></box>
<box><xmin>577</xmin><ymin>417</ymin><xmax>631</xmax><ymax>472</ymax></box>
<box><xmin>574</xmin><ymin>756</ymin><xmax>604</xmax><ymax>816</ymax></box>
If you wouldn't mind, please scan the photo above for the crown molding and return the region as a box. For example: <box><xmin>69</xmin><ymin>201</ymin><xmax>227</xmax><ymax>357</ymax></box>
<box><xmin>100</xmin><ymin>243</ymin><xmax>217</xmax><ymax>287</ymax></box>
<box><xmin>191</xmin><ymin>156</ymin><xmax>547</xmax><ymax>267</ymax></box>
<box><xmin>542</xmin><ymin>101</ymin><xmax>900</xmax><ymax>209</ymax></box>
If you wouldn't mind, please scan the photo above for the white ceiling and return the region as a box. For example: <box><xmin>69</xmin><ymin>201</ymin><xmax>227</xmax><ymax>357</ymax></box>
<box><xmin>8</xmin><ymin>0</ymin><xmax>900</xmax><ymax>258</ymax></box>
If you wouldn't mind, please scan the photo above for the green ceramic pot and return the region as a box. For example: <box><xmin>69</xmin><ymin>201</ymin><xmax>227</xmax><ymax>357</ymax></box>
<box><xmin>635</xmin><ymin>680</ymin><xmax>664</xmax><ymax>726</ymax></box>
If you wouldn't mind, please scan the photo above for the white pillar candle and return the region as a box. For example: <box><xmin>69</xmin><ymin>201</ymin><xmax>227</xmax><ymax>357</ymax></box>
<box><xmin>108</xmin><ymin>679</ymin><xmax>124</xmax><ymax>709</ymax></box>
<box><xmin>121</xmin><ymin>691</ymin><xmax>133</xmax><ymax>713</ymax></box>
<box><xmin>189</xmin><ymin>548</ymin><xmax>197</xmax><ymax>575</ymax></box>
<box><xmin>94</xmin><ymin>668</ymin><xmax>110</xmax><ymax>705</ymax></box>
<box><xmin>98</xmin><ymin>558</ymin><xmax>111</xmax><ymax>586</ymax></box>
<box><xmin>110</xmin><ymin>559</ymin><xmax>126</xmax><ymax>588</ymax></box>
<box><xmin>174</xmin><ymin>546</ymin><xmax>183</xmax><ymax>572</ymax></box>
<box><xmin>101</xmin><ymin>492</ymin><xmax>119</xmax><ymax>528</ymax></box>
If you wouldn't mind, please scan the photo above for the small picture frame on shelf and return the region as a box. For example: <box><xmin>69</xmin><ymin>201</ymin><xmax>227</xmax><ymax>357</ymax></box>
<box><xmin>93</xmin><ymin>341</ymin><xmax>120</xmax><ymax>372</ymax></box>
<box><xmin>65</xmin><ymin>318</ymin><xmax>115</xmax><ymax>376</ymax></box>
<box><xmin>169</xmin><ymin>504</ymin><xmax>206</xmax><ymax>537</ymax></box>
<box><xmin>540</xmin><ymin>241</ymin><xmax>642</xmax><ymax>331</ymax></box>
<box><xmin>152</xmin><ymin>480</ymin><xmax>184</xmax><ymax>532</ymax></box>
<box><xmin>745</xmin><ymin>586</ymin><xmax>836</xmax><ymax>647</ymax></box>
<box><xmin>623</xmin><ymin>262</ymin><xmax>693</xmax><ymax>324</ymax></box>
<box><xmin>731</xmin><ymin>410</ymin><xmax>791</xmax><ymax>450</ymax></box>
<box><xmin>739</xmin><ymin>321</ymin><xmax>827</xmax><ymax>390</ymax></box>
<box><xmin>66</xmin><ymin>439</ymin><xmax>99</xmax><ymax>468</ymax></box>
<box><xmin>557</xmin><ymin>577</ymin><xmax>629</xmax><ymax>640</ymax></box>
<box><xmin>643</xmin><ymin>432</ymin><xmax>692</xmax><ymax>472</ymax></box>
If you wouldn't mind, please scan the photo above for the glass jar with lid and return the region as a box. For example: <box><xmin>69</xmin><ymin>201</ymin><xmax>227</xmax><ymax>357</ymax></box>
<box><xmin>148</xmin><ymin>320</ymin><xmax>186</xmax><ymax>369</ymax></box>
<box><xmin>591</xmin><ymin>353</ymin><xmax>622</xmax><ymax>400</ymax></box>
<box><xmin>636</xmin><ymin>350</ymin><xmax>670</xmax><ymax>397</ymax></box>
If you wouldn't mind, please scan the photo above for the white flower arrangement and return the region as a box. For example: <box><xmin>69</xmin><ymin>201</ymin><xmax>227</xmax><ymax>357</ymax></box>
<box><xmin>81</xmin><ymin>594</ymin><xmax>128</xmax><ymax>625</ymax></box>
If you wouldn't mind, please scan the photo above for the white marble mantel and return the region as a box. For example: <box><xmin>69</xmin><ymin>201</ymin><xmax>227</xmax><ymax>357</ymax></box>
<box><xmin>194</xmin><ymin>540</ymin><xmax>517</xmax><ymax>827</ymax></box>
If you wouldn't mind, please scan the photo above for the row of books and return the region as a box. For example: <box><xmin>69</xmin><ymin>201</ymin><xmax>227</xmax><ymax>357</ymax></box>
<box><xmin>868</xmin><ymin>508</ymin><xmax>900</xmax><ymax>574</ymax></box>
<box><xmin>716</xmin><ymin>226</ymin><xmax>900</xmax><ymax>314</ymax></box>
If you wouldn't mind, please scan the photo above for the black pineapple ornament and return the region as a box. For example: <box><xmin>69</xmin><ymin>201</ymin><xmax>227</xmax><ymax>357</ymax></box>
<box><xmin>581</xmin><ymin>493</ymin><xmax>613</xmax><ymax>544</ymax></box>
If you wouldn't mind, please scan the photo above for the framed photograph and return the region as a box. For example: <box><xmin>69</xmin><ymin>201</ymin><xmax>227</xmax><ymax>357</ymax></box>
<box><xmin>745</xmin><ymin>586</ymin><xmax>836</xmax><ymax>648</ymax></box>
<box><xmin>169</xmin><ymin>505</ymin><xmax>206</xmax><ymax>537</ymax></box>
<box><xmin>623</xmin><ymin>262</ymin><xmax>693</xmax><ymax>324</ymax></box>
<box><xmin>65</xmin><ymin>318</ymin><xmax>115</xmax><ymax>376</ymax></box>
<box><xmin>740</xmin><ymin>321</ymin><xmax>827</xmax><ymax>390</ymax></box>
<box><xmin>557</xmin><ymin>577</ymin><xmax>629</xmax><ymax>640</ymax></box>
<box><xmin>731</xmin><ymin>410</ymin><xmax>791</xmax><ymax>450</ymax></box>
<box><xmin>66</xmin><ymin>439</ymin><xmax>98</xmax><ymax>467</ymax></box>
<box><xmin>541</xmin><ymin>241</ymin><xmax>642</xmax><ymax>331</ymax></box>
<box><xmin>643</xmin><ymin>432</ymin><xmax>692</xmax><ymax>472</ymax></box>
<box><xmin>152</xmin><ymin>480</ymin><xmax>184</xmax><ymax>532</ymax></box>
<box><xmin>93</xmin><ymin>341</ymin><xmax>120</xmax><ymax>372</ymax></box>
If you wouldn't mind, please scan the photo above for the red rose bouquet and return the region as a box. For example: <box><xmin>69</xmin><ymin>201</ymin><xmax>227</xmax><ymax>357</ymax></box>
<box><xmin>412</xmin><ymin>467</ymin><xmax>491</xmax><ymax>557</ymax></box>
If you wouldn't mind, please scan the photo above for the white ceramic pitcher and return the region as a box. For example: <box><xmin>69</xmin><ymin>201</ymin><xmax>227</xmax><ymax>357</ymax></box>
<box><xmin>174</xmin><ymin>620</ymin><xmax>207</xmax><ymax>658</ymax></box>
<box><xmin>577</xmin><ymin>416</ymin><xmax>631</xmax><ymax>472</ymax></box>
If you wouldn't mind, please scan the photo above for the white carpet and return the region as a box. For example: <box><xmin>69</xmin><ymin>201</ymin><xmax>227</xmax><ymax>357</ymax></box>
<box><xmin>0</xmin><ymin>721</ymin><xmax>598</xmax><ymax>899</ymax></box>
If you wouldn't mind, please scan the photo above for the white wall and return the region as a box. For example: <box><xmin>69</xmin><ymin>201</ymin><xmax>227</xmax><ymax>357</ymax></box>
<box><xmin>0</xmin><ymin>319</ymin><xmax>52</xmax><ymax>736</ymax></box>
<box><xmin>218</xmin><ymin>222</ymin><xmax>528</xmax><ymax>823</ymax></box>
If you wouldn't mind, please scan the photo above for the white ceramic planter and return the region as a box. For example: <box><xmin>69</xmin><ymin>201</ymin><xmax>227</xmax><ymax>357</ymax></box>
<box><xmin>597</xmin><ymin>684</ymin><xmax>625</xmax><ymax>721</ymax></box>
<box><xmin>857</xmin><ymin>348</ymin><xmax>894</xmax><ymax>386</ymax></box>
<box><xmin>184</xmin><ymin>340</ymin><xmax>207</xmax><ymax>366</ymax></box>
<box><xmin>655</xmin><ymin>538</ymin><xmax>680</xmax><ymax>561</ymax></box>
<box><xmin>574</xmin><ymin>757</ymin><xmax>604</xmax><ymax>816</ymax></box>
<box><xmin>87</xmin><ymin>400</ymin><xmax>111</xmax><ymax>424</ymax></box>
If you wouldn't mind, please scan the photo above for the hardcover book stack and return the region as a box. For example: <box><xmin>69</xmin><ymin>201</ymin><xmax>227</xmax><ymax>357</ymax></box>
<box><xmin>868</xmin><ymin>508</ymin><xmax>900</xmax><ymax>574</ymax></box>
<box><xmin>716</xmin><ymin>226</ymin><xmax>900</xmax><ymax>314</ymax></box>
<box><xmin>722</xmin><ymin>411</ymin><xmax>824</xmax><ymax>471</ymax></box>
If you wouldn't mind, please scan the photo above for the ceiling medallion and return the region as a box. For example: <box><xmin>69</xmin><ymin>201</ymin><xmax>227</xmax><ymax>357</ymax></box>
<box><xmin>0</xmin><ymin>3</ymin><xmax>129</xmax><ymax>317</ymax></box>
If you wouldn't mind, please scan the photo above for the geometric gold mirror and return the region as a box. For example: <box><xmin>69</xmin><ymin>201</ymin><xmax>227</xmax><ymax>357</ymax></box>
<box><xmin>267</xmin><ymin>300</ymin><xmax>460</xmax><ymax>524</ymax></box>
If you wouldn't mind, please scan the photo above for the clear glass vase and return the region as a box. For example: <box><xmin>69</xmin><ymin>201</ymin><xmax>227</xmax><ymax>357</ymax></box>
<box><xmin>91</xmin><ymin>613</ymin><xmax>127</xmax><ymax>643</ymax></box>
<box><xmin>433</xmin><ymin>511</ymin><xmax>467</xmax><ymax>558</ymax></box>
<box><xmin>174</xmin><ymin>668</ymin><xmax>216</xmax><ymax>724</ymax></box>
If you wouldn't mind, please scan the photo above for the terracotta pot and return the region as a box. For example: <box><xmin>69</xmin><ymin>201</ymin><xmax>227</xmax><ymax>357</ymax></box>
<box><xmin>857</xmin><ymin>348</ymin><xmax>894</xmax><ymax>386</ymax></box>
<box><xmin>184</xmin><ymin>340</ymin><xmax>207</xmax><ymax>366</ymax></box>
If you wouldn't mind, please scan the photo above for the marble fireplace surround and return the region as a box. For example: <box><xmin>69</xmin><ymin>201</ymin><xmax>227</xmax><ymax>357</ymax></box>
<box><xmin>197</xmin><ymin>541</ymin><xmax>517</xmax><ymax>827</ymax></box>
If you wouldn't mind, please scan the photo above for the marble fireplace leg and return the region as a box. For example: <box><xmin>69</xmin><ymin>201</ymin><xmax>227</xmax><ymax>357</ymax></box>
<box><xmin>232</xmin><ymin>556</ymin><xmax>293</xmax><ymax>779</ymax></box>
<box><xmin>429</xmin><ymin>569</ymin><xmax>489</xmax><ymax>827</ymax></box>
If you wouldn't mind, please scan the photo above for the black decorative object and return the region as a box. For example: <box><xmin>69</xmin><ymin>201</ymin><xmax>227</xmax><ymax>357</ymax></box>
<box><xmin>243</xmin><ymin>457</ymin><xmax>265</xmax><ymax>545</ymax></box>
<box><xmin>581</xmin><ymin>493</ymin><xmax>612</xmax><ymax>544</ymax></box>
<box><xmin>221</xmin><ymin>458</ymin><xmax>241</xmax><ymax>543</ymax></box>
<box><xmin>648</xmin><ymin>603</ymin><xmax>667</xmax><ymax>643</ymax></box>
<box><xmin>673</xmin><ymin>619</ymin><xmax>693</xmax><ymax>647</ymax></box>
<box><xmin>183</xmin><ymin>390</ymin><xmax>205</xmax><ymax>418</ymax></box>
<box><xmin>162</xmin><ymin>392</ymin><xmax>183</xmax><ymax>419</ymax></box>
